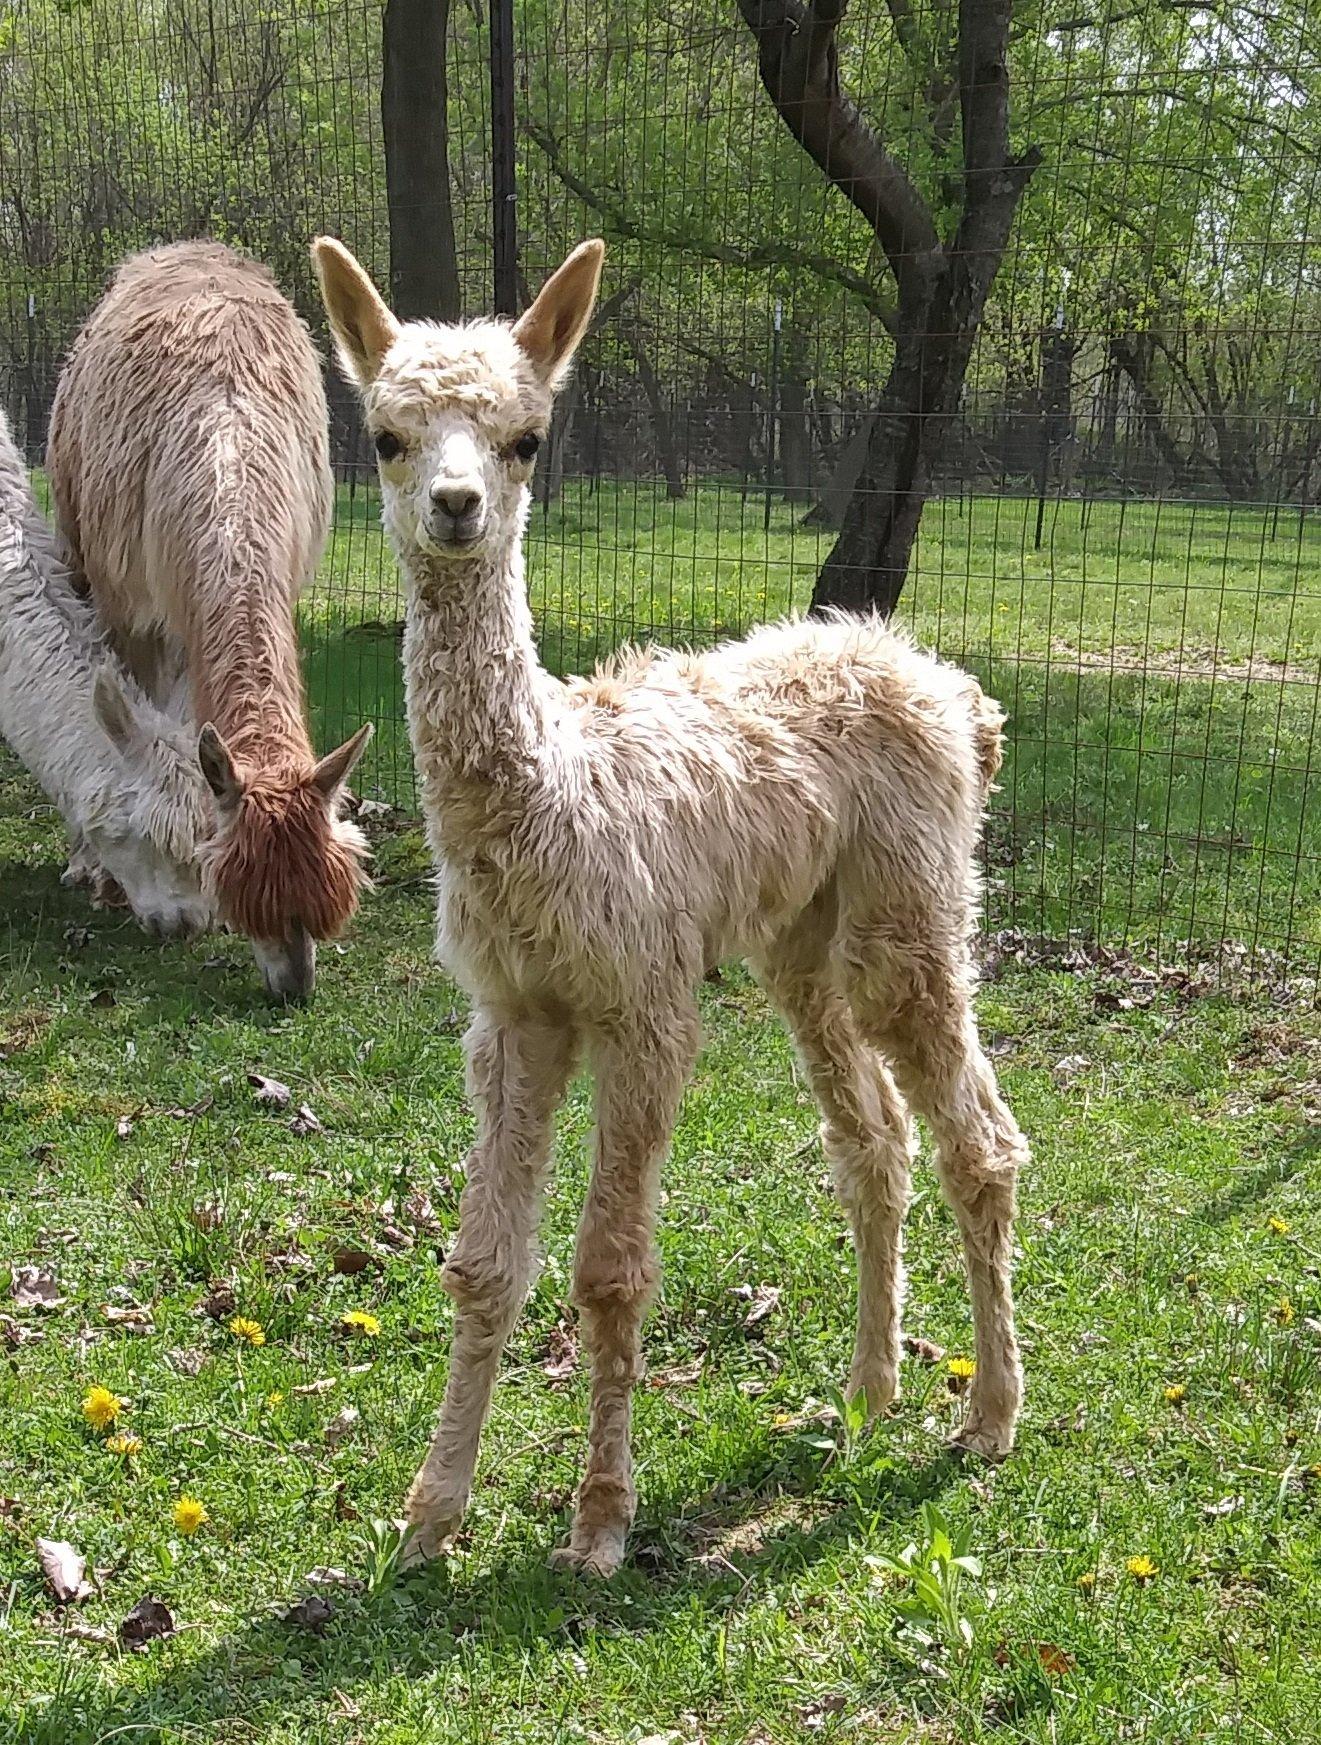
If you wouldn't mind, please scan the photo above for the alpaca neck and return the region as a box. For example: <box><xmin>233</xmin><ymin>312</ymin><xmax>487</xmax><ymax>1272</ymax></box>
<box><xmin>401</xmin><ymin>534</ymin><xmax>553</xmax><ymax>799</ymax></box>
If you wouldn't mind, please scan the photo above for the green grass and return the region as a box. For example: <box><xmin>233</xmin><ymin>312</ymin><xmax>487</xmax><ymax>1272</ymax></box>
<box><xmin>304</xmin><ymin>480</ymin><xmax>1321</xmax><ymax>971</ymax></box>
<box><xmin>3</xmin><ymin>750</ymin><xmax>1321</xmax><ymax>1743</ymax></box>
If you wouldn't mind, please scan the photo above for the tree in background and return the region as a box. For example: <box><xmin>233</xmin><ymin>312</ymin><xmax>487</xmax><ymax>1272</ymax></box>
<box><xmin>734</xmin><ymin>0</ymin><xmax>1038</xmax><ymax>614</ymax></box>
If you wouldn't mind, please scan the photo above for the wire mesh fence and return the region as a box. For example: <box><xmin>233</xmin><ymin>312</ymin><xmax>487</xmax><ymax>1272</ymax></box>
<box><xmin>0</xmin><ymin>0</ymin><xmax>1316</xmax><ymax>983</ymax></box>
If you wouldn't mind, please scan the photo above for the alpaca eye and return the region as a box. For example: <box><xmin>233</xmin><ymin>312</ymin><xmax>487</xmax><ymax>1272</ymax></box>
<box><xmin>513</xmin><ymin>432</ymin><xmax>540</xmax><ymax>463</ymax></box>
<box><xmin>374</xmin><ymin>430</ymin><xmax>403</xmax><ymax>462</ymax></box>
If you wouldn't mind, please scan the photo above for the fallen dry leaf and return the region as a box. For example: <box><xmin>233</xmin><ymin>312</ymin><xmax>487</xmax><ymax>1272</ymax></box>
<box><xmin>37</xmin><ymin>1537</ymin><xmax>94</xmax><ymax>1603</ymax></box>
<box><xmin>119</xmin><ymin>1595</ymin><xmax>176</xmax><ymax>1650</ymax></box>
<box><xmin>169</xmin><ymin>1093</ymin><xmax>215</xmax><ymax>1120</ymax></box>
<box><xmin>902</xmin><ymin>1335</ymin><xmax>946</xmax><ymax>1364</ymax></box>
<box><xmin>541</xmin><ymin>1320</ymin><xmax>579</xmax><ymax>1383</ymax></box>
<box><xmin>333</xmin><ymin>1482</ymin><xmax>360</xmax><ymax>1522</ymax></box>
<box><xmin>742</xmin><ymin>1283</ymin><xmax>781</xmax><ymax>1328</ymax></box>
<box><xmin>64</xmin><ymin>1620</ymin><xmax>115</xmax><ymax>1645</ymax></box>
<box><xmin>165</xmin><ymin>1346</ymin><xmax>207</xmax><ymax>1377</ymax></box>
<box><xmin>197</xmin><ymin>1282</ymin><xmax>237</xmax><ymax>1322</ymax></box>
<box><xmin>331</xmin><ymin>1246</ymin><xmax>375</xmax><ymax>1277</ymax></box>
<box><xmin>995</xmin><ymin>1640</ymin><xmax>1075</xmax><ymax>1676</ymax></box>
<box><xmin>1</xmin><ymin>1313</ymin><xmax>43</xmax><ymax>1348</ymax></box>
<box><xmin>115</xmin><ymin>1114</ymin><xmax>136</xmax><ymax>1142</ymax></box>
<box><xmin>189</xmin><ymin>1201</ymin><xmax>224</xmax><ymax>1233</ymax></box>
<box><xmin>0</xmin><ymin>1497</ymin><xmax>21</xmax><ymax>1521</ymax></box>
<box><xmin>306</xmin><ymin>1565</ymin><xmax>364</xmax><ymax>1591</ymax></box>
<box><xmin>248</xmin><ymin>1072</ymin><xmax>291</xmax><ymax>1109</ymax></box>
<box><xmin>1052</xmin><ymin>1054</ymin><xmax>1091</xmax><ymax>1084</ymax></box>
<box><xmin>10</xmin><ymin>1265</ymin><xmax>64</xmax><ymax>1310</ymax></box>
<box><xmin>101</xmin><ymin>1304</ymin><xmax>154</xmax><ymax>1333</ymax></box>
<box><xmin>89</xmin><ymin>987</ymin><xmax>117</xmax><ymax>1009</ymax></box>
<box><xmin>281</xmin><ymin>1593</ymin><xmax>336</xmax><ymax>1633</ymax></box>
<box><xmin>650</xmin><ymin>1357</ymin><xmax>705</xmax><ymax>1391</ymax></box>
<box><xmin>292</xmin><ymin>1377</ymin><xmax>338</xmax><ymax>1397</ymax></box>
<box><xmin>356</xmin><ymin>798</ymin><xmax>392</xmax><ymax>820</ymax></box>
<box><xmin>323</xmin><ymin>1404</ymin><xmax>360</xmax><ymax>1446</ymax></box>
<box><xmin>289</xmin><ymin>1103</ymin><xmax>323</xmax><ymax>1137</ymax></box>
<box><xmin>797</xmin><ymin>1695</ymin><xmax>847</xmax><ymax>1728</ymax></box>
<box><xmin>1204</xmin><ymin>1494</ymin><xmax>1244</xmax><ymax>1519</ymax></box>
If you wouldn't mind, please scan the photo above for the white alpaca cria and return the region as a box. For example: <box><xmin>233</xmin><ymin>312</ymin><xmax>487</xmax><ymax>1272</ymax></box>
<box><xmin>315</xmin><ymin>237</ymin><xmax>1031</xmax><ymax>1578</ymax></box>
<box><xmin>0</xmin><ymin>408</ymin><xmax>214</xmax><ymax>937</ymax></box>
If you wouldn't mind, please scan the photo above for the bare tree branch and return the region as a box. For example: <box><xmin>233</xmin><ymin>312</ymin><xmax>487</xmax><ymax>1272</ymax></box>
<box><xmin>525</xmin><ymin>119</ymin><xmax>899</xmax><ymax>334</ymax></box>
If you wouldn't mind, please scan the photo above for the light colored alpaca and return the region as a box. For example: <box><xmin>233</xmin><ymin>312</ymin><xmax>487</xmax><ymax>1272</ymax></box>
<box><xmin>47</xmin><ymin>241</ymin><xmax>371</xmax><ymax>1000</ymax></box>
<box><xmin>315</xmin><ymin>237</ymin><xmax>1029</xmax><ymax>1577</ymax></box>
<box><xmin>0</xmin><ymin>407</ymin><xmax>214</xmax><ymax>936</ymax></box>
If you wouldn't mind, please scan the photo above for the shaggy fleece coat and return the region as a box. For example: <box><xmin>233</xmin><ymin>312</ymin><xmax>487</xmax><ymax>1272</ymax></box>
<box><xmin>315</xmin><ymin>235</ymin><xmax>1030</xmax><ymax>1578</ymax></box>
<box><xmin>47</xmin><ymin>241</ymin><xmax>369</xmax><ymax>997</ymax></box>
<box><xmin>0</xmin><ymin>406</ymin><xmax>213</xmax><ymax>934</ymax></box>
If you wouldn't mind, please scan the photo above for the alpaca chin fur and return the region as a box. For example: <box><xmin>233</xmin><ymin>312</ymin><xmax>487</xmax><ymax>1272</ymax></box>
<box><xmin>202</xmin><ymin>775</ymin><xmax>369</xmax><ymax>942</ymax></box>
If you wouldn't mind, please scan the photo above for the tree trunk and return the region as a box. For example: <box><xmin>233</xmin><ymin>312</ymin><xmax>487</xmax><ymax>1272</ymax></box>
<box><xmin>382</xmin><ymin>0</ymin><xmax>460</xmax><ymax>322</ymax></box>
<box><xmin>1109</xmin><ymin>334</ymin><xmax>1191</xmax><ymax>489</ymax></box>
<box><xmin>628</xmin><ymin>329</ymin><xmax>686</xmax><ymax>500</ymax></box>
<box><xmin>778</xmin><ymin>365</ymin><xmax>814</xmax><ymax>504</ymax></box>
<box><xmin>735</xmin><ymin>0</ymin><xmax>1037</xmax><ymax>618</ymax></box>
<box><xmin>803</xmin><ymin>415</ymin><xmax>873</xmax><ymax>528</ymax></box>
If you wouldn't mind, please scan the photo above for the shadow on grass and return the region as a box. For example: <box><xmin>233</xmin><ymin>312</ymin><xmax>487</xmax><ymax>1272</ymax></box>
<box><xmin>6</xmin><ymin>1442</ymin><xmax>963</xmax><ymax>1742</ymax></box>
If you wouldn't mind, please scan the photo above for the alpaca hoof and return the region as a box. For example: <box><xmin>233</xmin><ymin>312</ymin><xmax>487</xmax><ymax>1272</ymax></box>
<box><xmin>947</xmin><ymin>1415</ymin><xmax>1014</xmax><ymax>1462</ymax></box>
<box><xmin>401</xmin><ymin>1477</ymin><xmax>468</xmax><ymax>1564</ymax></box>
<box><xmin>847</xmin><ymin>1366</ymin><xmax>899</xmax><ymax>1420</ymax></box>
<box><xmin>548</xmin><ymin>1528</ymin><xmax>627</xmax><ymax>1580</ymax></box>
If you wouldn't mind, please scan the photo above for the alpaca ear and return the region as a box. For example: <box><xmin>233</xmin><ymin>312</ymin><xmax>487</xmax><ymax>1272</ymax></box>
<box><xmin>197</xmin><ymin>723</ymin><xmax>244</xmax><ymax>814</ymax></box>
<box><xmin>311</xmin><ymin>721</ymin><xmax>373</xmax><ymax>798</ymax></box>
<box><xmin>92</xmin><ymin>664</ymin><xmax>142</xmax><ymax>754</ymax></box>
<box><xmin>513</xmin><ymin>239</ymin><xmax>605</xmax><ymax>387</ymax></box>
<box><xmin>311</xmin><ymin>237</ymin><xmax>399</xmax><ymax>388</ymax></box>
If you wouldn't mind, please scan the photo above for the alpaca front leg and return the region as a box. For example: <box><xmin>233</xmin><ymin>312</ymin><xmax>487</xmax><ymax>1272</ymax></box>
<box><xmin>403</xmin><ymin>1009</ymin><xmax>577</xmax><ymax>1559</ymax></box>
<box><xmin>550</xmin><ymin>1006</ymin><xmax>699</xmax><ymax>1578</ymax></box>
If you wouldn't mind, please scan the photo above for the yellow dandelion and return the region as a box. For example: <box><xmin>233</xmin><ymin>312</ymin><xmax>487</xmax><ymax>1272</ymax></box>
<box><xmin>173</xmin><ymin>1495</ymin><xmax>208</xmax><ymax>1536</ymax></box>
<box><xmin>1272</xmin><ymin>1299</ymin><xmax>1295</xmax><ymax>1327</ymax></box>
<box><xmin>1164</xmin><ymin>1384</ymin><xmax>1187</xmax><ymax>1405</ymax></box>
<box><xmin>228</xmin><ymin>1315</ymin><xmax>266</xmax><ymax>1347</ymax></box>
<box><xmin>105</xmin><ymin>1432</ymin><xmax>142</xmax><ymax>1456</ymax></box>
<box><xmin>1267</xmin><ymin>1216</ymin><xmax>1291</xmax><ymax>1236</ymax></box>
<box><xmin>947</xmin><ymin>1356</ymin><xmax>976</xmax><ymax>1393</ymax></box>
<box><xmin>341</xmin><ymin>1309</ymin><xmax>381</xmax><ymax>1338</ymax></box>
<box><xmin>265</xmin><ymin>1390</ymin><xmax>285</xmax><ymax>1409</ymax></box>
<box><xmin>1076</xmin><ymin>1570</ymin><xmax>1096</xmax><ymax>1593</ymax></box>
<box><xmin>82</xmin><ymin>1385</ymin><xmax>124</xmax><ymax>1432</ymax></box>
<box><xmin>1125</xmin><ymin>1555</ymin><xmax>1158</xmax><ymax>1584</ymax></box>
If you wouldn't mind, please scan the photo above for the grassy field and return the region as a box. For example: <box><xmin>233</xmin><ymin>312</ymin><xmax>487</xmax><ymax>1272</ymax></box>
<box><xmin>3</xmin><ymin>741</ymin><xmax>1321</xmax><ymax>1743</ymax></box>
<box><xmin>303</xmin><ymin>480</ymin><xmax>1321</xmax><ymax>973</ymax></box>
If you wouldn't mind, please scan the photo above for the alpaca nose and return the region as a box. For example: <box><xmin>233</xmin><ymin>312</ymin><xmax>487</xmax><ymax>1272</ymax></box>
<box><xmin>429</xmin><ymin>481</ymin><xmax>483</xmax><ymax>519</ymax></box>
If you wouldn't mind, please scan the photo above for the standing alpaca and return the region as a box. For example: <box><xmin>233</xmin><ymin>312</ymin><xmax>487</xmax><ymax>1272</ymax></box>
<box><xmin>315</xmin><ymin>237</ymin><xmax>1030</xmax><ymax>1576</ymax></box>
<box><xmin>47</xmin><ymin>241</ymin><xmax>371</xmax><ymax>1000</ymax></box>
<box><xmin>0</xmin><ymin>407</ymin><xmax>214</xmax><ymax>937</ymax></box>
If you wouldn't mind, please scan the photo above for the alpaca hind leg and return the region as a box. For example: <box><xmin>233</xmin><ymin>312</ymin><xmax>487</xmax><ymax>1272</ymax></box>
<box><xmin>403</xmin><ymin>1008</ymin><xmax>577</xmax><ymax>1559</ymax></box>
<box><xmin>847</xmin><ymin>934</ymin><xmax>1027</xmax><ymax>1457</ymax></box>
<box><xmin>755</xmin><ymin>904</ymin><xmax>914</xmax><ymax>1417</ymax></box>
<box><xmin>550</xmin><ymin>1001</ymin><xmax>700</xmax><ymax>1577</ymax></box>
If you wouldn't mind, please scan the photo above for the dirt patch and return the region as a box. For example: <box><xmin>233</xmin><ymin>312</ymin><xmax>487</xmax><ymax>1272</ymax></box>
<box><xmin>1047</xmin><ymin>640</ymin><xmax>1317</xmax><ymax>686</ymax></box>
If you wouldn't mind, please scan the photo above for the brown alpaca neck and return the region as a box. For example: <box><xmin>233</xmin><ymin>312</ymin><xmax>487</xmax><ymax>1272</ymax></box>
<box><xmin>188</xmin><ymin>596</ymin><xmax>315</xmax><ymax>778</ymax></box>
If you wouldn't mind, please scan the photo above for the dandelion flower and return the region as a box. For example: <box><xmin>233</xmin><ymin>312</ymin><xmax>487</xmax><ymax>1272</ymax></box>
<box><xmin>341</xmin><ymin>1309</ymin><xmax>381</xmax><ymax>1338</ymax></box>
<box><xmin>1272</xmin><ymin>1299</ymin><xmax>1295</xmax><ymax>1327</ymax></box>
<box><xmin>1164</xmin><ymin>1384</ymin><xmax>1187</xmax><ymax>1405</ymax></box>
<box><xmin>1267</xmin><ymin>1216</ymin><xmax>1291</xmax><ymax>1236</ymax></box>
<box><xmin>1076</xmin><ymin>1571</ymin><xmax>1096</xmax><ymax>1593</ymax></box>
<box><xmin>173</xmin><ymin>1495</ymin><xmax>208</xmax><ymax>1536</ymax></box>
<box><xmin>1125</xmin><ymin>1554</ymin><xmax>1158</xmax><ymax>1584</ymax></box>
<box><xmin>228</xmin><ymin>1315</ymin><xmax>266</xmax><ymax>1347</ymax></box>
<box><xmin>82</xmin><ymin>1385</ymin><xmax>124</xmax><ymax>1432</ymax></box>
<box><xmin>105</xmin><ymin>1432</ymin><xmax>142</xmax><ymax>1456</ymax></box>
<box><xmin>265</xmin><ymin>1390</ymin><xmax>285</xmax><ymax>1409</ymax></box>
<box><xmin>947</xmin><ymin>1356</ymin><xmax>976</xmax><ymax>1393</ymax></box>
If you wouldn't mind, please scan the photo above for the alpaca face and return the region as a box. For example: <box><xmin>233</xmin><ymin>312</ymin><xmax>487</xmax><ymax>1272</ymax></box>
<box><xmin>368</xmin><ymin>359</ymin><xmax>547</xmax><ymax>567</ymax></box>
<box><xmin>313</xmin><ymin>237</ymin><xmax>605</xmax><ymax>575</ymax></box>
<box><xmin>87</xmin><ymin>667</ymin><xmax>217</xmax><ymax>940</ymax></box>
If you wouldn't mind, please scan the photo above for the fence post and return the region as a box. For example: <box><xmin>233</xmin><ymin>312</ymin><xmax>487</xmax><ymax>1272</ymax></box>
<box><xmin>490</xmin><ymin>0</ymin><xmax>518</xmax><ymax>317</ymax></box>
<box><xmin>381</xmin><ymin>0</ymin><xmax>460</xmax><ymax>321</ymax></box>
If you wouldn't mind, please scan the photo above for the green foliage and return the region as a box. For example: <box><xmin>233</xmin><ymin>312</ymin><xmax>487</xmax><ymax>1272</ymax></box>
<box><xmin>869</xmin><ymin>1503</ymin><xmax>985</xmax><ymax>1661</ymax></box>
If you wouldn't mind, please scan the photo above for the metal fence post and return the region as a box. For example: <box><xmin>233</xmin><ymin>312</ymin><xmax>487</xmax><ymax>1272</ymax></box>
<box><xmin>490</xmin><ymin>0</ymin><xmax>518</xmax><ymax>317</ymax></box>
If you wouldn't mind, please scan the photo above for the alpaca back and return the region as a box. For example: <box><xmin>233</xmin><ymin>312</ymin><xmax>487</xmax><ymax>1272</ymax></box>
<box><xmin>0</xmin><ymin>407</ymin><xmax>123</xmax><ymax>825</ymax></box>
<box><xmin>47</xmin><ymin>241</ymin><xmax>333</xmax><ymax>756</ymax></box>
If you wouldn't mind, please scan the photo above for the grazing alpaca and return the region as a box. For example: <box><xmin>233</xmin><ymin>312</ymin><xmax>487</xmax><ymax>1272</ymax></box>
<box><xmin>47</xmin><ymin>241</ymin><xmax>371</xmax><ymax>1000</ymax></box>
<box><xmin>315</xmin><ymin>236</ymin><xmax>1030</xmax><ymax>1576</ymax></box>
<box><xmin>0</xmin><ymin>407</ymin><xmax>214</xmax><ymax>937</ymax></box>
